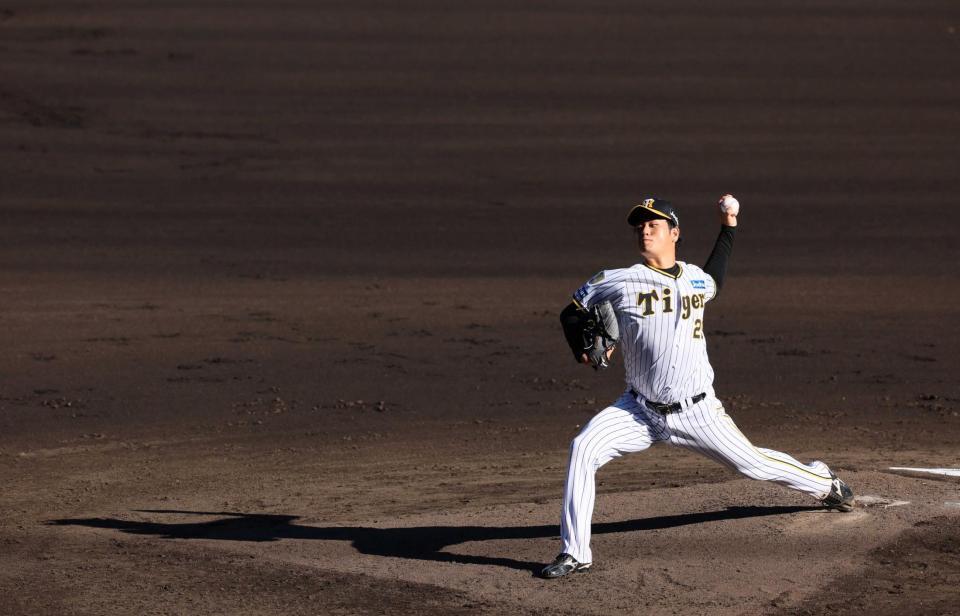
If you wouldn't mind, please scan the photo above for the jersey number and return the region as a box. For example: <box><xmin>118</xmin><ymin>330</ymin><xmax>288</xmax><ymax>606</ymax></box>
<box><xmin>693</xmin><ymin>319</ymin><xmax>703</xmax><ymax>339</ymax></box>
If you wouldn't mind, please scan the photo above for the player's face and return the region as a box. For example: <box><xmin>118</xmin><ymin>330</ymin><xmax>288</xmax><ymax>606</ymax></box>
<box><xmin>636</xmin><ymin>219</ymin><xmax>679</xmax><ymax>258</ymax></box>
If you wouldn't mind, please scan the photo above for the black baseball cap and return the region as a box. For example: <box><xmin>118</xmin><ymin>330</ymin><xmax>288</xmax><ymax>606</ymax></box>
<box><xmin>627</xmin><ymin>198</ymin><xmax>680</xmax><ymax>228</ymax></box>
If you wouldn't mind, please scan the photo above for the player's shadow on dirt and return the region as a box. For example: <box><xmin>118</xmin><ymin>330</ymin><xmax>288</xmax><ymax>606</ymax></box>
<box><xmin>50</xmin><ymin>505</ymin><xmax>814</xmax><ymax>574</ymax></box>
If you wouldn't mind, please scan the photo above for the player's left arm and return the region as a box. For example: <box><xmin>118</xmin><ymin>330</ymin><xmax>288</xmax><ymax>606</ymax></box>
<box><xmin>561</xmin><ymin>270</ymin><xmax>625</xmax><ymax>367</ymax></box>
<box><xmin>560</xmin><ymin>300</ymin><xmax>619</xmax><ymax>368</ymax></box>
<box><xmin>702</xmin><ymin>194</ymin><xmax>739</xmax><ymax>300</ymax></box>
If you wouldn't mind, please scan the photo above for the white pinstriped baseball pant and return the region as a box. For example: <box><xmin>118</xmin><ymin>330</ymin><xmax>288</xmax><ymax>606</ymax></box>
<box><xmin>560</xmin><ymin>390</ymin><xmax>835</xmax><ymax>564</ymax></box>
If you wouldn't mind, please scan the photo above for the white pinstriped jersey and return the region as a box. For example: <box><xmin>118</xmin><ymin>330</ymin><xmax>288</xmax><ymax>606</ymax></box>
<box><xmin>573</xmin><ymin>261</ymin><xmax>718</xmax><ymax>404</ymax></box>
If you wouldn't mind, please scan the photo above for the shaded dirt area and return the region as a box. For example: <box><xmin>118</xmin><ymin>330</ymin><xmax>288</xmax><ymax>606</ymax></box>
<box><xmin>778</xmin><ymin>514</ymin><xmax>960</xmax><ymax>616</ymax></box>
<box><xmin>2</xmin><ymin>1</ymin><xmax>959</xmax><ymax>614</ymax></box>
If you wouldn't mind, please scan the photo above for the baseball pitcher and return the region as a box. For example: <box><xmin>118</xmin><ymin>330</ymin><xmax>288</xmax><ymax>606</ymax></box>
<box><xmin>542</xmin><ymin>195</ymin><xmax>855</xmax><ymax>579</ymax></box>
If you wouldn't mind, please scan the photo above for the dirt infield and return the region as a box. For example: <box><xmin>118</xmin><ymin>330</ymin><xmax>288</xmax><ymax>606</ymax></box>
<box><xmin>2</xmin><ymin>1</ymin><xmax>959</xmax><ymax>614</ymax></box>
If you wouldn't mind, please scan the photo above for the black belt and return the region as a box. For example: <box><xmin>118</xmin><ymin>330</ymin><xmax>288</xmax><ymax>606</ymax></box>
<box><xmin>633</xmin><ymin>390</ymin><xmax>706</xmax><ymax>414</ymax></box>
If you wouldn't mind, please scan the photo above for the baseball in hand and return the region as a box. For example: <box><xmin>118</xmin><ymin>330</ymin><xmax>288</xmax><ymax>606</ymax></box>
<box><xmin>719</xmin><ymin>194</ymin><xmax>740</xmax><ymax>215</ymax></box>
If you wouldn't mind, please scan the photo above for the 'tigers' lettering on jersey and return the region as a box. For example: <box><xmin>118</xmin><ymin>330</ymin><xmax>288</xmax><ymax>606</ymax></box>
<box><xmin>636</xmin><ymin>288</ymin><xmax>706</xmax><ymax>319</ymax></box>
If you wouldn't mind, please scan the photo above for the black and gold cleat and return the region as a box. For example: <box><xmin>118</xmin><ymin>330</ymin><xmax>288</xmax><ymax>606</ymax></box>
<box><xmin>821</xmin><ymin>473</ymin><xmax>855</xmax><ymax>512</ymax></box>
<box><xmin>540</xmin><ymin>553</ymin><xmax>592</xmax><ymax>579</ymax></box>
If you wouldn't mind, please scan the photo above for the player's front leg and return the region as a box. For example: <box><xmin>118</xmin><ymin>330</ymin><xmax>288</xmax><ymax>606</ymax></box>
<box><xmin>546</xmin><ymin>393</ymin><xmax>655</xmax><ymax>578</ymax></box>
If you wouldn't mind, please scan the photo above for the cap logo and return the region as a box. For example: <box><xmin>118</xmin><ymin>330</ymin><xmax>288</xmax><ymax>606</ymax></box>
<box><xmin>643</xmin><ymin>198</ymin><xmax>655</xmax><ymax>208</ymax></box>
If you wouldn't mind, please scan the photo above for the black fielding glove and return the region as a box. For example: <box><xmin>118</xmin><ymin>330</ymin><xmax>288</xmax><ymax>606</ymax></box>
<box><xmin>560</xmin><ymin>301</ymin><xmax>619</xmax><ymax>370</ymax></box>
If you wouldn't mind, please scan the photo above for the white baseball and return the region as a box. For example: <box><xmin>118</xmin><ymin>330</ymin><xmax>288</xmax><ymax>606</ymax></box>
<box><xmin>719</xmin><ymin>194</ymin><xmax>740</xmax><ymax>215</ymax></box>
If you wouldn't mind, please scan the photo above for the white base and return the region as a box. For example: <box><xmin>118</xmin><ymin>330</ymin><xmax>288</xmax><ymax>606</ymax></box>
<box><xmin>888</xmin><ymin>467</ymin><xmax>960</xmax><ymax>477</ymax></box>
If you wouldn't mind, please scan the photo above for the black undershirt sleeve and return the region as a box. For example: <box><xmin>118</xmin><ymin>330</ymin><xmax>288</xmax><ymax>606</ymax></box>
<box><xmin>702</xmin><ymin>225</ymin><xmax>736</xmax><ymax>299</ymax></box>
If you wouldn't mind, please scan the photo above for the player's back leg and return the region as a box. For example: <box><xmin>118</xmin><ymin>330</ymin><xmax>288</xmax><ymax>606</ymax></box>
<box><xmin>666</xmin><ymin>397</ymin><xmax>836</xmax><ymax>501</ymax></box>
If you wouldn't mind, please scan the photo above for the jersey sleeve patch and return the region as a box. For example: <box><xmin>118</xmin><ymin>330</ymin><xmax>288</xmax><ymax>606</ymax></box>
<box><xmin>573</xmin><ymin>269</ymin><xmax>623</xmax><ymax>309</ymax></box>
<box><xmin>691</xmin><ymin>279</ymin><xmax>706</xmax><ymax>290</ymax></box>
<box><xmin>573</xmin><ymin>286</ymin><xmax>589</xmax><ymax>306</ymax></box>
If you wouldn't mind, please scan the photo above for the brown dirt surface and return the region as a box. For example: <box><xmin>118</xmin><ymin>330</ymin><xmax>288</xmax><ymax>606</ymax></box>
<box><xmin>2</xmin><ymin>1</ymin><xmax>959</xmax><ymax>614</ymax></box>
